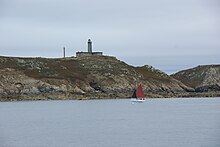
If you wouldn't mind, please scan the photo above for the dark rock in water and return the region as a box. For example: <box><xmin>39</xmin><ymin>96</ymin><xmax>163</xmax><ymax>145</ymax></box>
<box><xmin>195</xmin><ymin>84</ymin><xmax>220</xmax><ymax>92</ymax></box>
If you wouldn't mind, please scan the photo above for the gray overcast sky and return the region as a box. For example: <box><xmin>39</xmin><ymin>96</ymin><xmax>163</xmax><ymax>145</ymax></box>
<box><xmin>0</xmin><ymin>0</ymin><xmax>220</xmax><ymax>74</ymax></box>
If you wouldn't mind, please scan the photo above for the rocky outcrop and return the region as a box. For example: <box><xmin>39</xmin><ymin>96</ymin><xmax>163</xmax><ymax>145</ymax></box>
<box><xmin>0</xmin><ymin>55</ymin><xmax>205</xmax><ymax>101</ymax></box>
<box><xmin>75</xmin><ymin>56</ymin><xmax>193</xmax><ymax>98</ymax></box>
<box><xmin>171</xmin><ymin>65</ymin><xmax>220</xmax><ymax>93</ymax></box>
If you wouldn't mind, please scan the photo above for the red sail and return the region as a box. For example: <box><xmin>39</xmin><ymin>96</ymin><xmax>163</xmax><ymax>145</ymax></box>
<box><xmin>136</xmin><ymin>84</ymin><xmax>145</xmax><ymax>98</ymax></box>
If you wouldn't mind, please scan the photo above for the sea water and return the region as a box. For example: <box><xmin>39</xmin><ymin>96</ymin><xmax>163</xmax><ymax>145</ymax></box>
<box><xmin>0</xmin><ymin>98</ymin><xmax>220</xmax><ymax>147</ymax></box>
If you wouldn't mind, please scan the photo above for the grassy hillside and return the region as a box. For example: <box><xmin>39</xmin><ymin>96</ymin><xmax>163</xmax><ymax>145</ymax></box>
<box><xmin>0</xmin><ymin>55</ymin><xmax>192</xmax><ymax>101</ymax></box>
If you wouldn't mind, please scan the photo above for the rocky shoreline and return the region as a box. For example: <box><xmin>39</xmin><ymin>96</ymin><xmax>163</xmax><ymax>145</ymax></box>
<box><xmin>0</xmin><ymin>56</ymin><xmax>219</xmax><ymax>101</ymax></box>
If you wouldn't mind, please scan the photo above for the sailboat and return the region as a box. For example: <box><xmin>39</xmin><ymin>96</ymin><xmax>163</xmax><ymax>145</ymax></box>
<box><xmin>130</xmin><ymin>83</ymin><xmax>146</xmax><ymax>102</ymax></box>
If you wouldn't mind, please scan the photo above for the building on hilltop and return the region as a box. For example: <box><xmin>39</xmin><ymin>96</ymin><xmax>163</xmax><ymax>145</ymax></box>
<box><xmin>76</xmin><ymin>39</ymin><xmax>103</xmax><ymax>57</ymax></box>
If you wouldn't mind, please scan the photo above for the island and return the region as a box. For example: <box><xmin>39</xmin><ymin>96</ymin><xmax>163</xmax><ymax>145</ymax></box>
<box><xmin>0</xmin><ymin>40</ymin><xmax>219</xmax><ymax>101</ymax></box>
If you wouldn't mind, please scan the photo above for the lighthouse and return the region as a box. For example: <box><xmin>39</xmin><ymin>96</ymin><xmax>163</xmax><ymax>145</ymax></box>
<box><xmin>88</xmin><ymin>39</ymin><xmax>92</xmax><ymax>53</ymax></box>
<box><xmin>76</xmin><ymin>39</ymin><xmax>103</xmax><ymax>57</ymax></box>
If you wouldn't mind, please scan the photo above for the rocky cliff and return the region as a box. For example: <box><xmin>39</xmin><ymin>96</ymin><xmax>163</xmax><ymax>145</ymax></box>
<box><xmin>172</xmin><ymin>65</ymin><xmax>220</xmax><ymax>93</ymax></box>
<box><xmin>0</xmin><ymin>55</ymin><xmax>194</xmax><ymax>101</ymax></box>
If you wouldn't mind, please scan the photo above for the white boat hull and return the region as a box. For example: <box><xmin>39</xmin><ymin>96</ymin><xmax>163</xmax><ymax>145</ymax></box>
<box><xmin>130</xmin><ymin>98</ymin><xmax>145</xmax><ymax>103</ymax></box>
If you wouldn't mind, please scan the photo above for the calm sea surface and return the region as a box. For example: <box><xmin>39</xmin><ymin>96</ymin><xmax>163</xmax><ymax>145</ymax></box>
<box><xmin>0</xmin><ymin>98</ymin><xmax>220</xmax><ymax>147</ymax></box>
